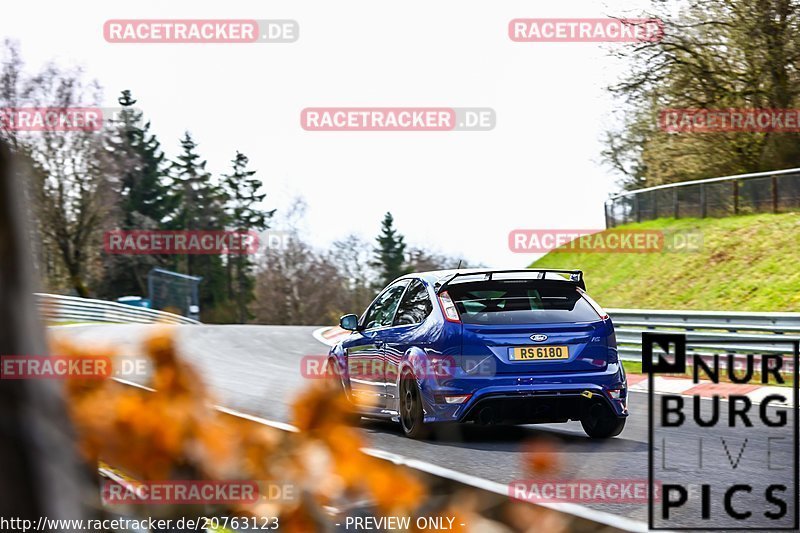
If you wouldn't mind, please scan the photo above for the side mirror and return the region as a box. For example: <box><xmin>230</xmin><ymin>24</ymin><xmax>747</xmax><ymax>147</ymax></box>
<box><xmin>339</xmin><ymin>314</ymin><xmax>359</xmax><ymax>331</ymax></box>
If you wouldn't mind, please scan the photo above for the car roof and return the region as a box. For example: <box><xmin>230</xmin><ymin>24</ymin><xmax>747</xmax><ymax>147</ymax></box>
<box><xmin>398</xmin><ymin>268</ymin><xmax>582</xmax><ymax>287</ymax></box>
<box><xmin>398</xmin><ymin>268</ymin><xmax>484</xmax><ymax>285</ymax></box>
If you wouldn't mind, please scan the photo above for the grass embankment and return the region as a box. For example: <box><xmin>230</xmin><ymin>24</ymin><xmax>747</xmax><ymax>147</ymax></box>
<box><xmin>531</xmin><ymin>212</ymin><xmax>800</xmax><ymax>311</ymax></box>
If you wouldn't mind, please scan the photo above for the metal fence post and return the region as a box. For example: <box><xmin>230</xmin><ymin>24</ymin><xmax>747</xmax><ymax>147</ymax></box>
<box><xmin>700</xmin><ymin>184</ymin><xmax>706</xmax><ymax>218</ymax></box>
<box><xmin>673</xmin><ymin>188</ymin><xmax>679</xmax><ymax>219</ymax></box>
<box><xmin>772</xmin><ymin>175</ymin><xmax>779</xmax><ymax>213</ymax></box>
<box><xmin>733</xmin><ymin>180</ymin><xmax>739</xmax><ymax>215</ymax></box>
<box><xmin>633</xmin><ymin>194</ymin><xmax>640</xmax><ymax>223</ymax></box>
<box><xmin>652</xmin><ymin>191</ymin><xmax>658</xmax><ymax>220</ymax></box>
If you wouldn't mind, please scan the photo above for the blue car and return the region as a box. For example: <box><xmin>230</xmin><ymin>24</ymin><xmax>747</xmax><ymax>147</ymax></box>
<box><xmin>326</xmin><ymin>269</ymin><xmax>627</xmax><ymax>439</ymax></box>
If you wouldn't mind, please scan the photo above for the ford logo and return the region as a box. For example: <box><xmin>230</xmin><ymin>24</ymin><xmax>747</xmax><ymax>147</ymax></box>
<box><xmin>530</xmin><ymin>334</ymin><xmax>548</xmax><ymax>342</ymax></box>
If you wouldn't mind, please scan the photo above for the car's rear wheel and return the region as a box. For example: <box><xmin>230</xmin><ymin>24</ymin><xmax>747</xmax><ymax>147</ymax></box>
<box><xmin>399</xmin><ymin>371</ymin><xmax>428</xmax><ymax>439</ymax></box>
<box><xmin>581</xmin><ymin>402</ymin><xmax>626</xmax><ymax>438</ymax></box>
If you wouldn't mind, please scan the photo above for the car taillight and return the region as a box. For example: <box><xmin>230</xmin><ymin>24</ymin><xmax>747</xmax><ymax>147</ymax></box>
<box><xmin>606</xmin><ymin>329</ymin><xmax>618</xmax><ymax>363</ymax></box>
<box><xmin>581</xmin><ymin>291</ymin><xmax>609</xmax><ymax>320</ymax></box>
<box><xmin>434</xmin><ymin>393</ymin><xmax>472</xmax><ymax>404</ymax></box>
<box><xmin>605</xmin><ymin>388</ymin><xmax>624</xmax><ymax>399</ymax></box>
<box><xmin>438</xmin><ymin>291</ymin><xmax>461</xmax><ymax>322</ymax></box>
<box><xmin>444</xmin><ymin>394</ymin><xmax>471</xmax><ymax>404</ymax></box>
<box><xmin>607</xmin><ymin>329</ymin><xmax>617</xmax><ymax>348</ymax></box>
<box><xmin>606</xmin><ymin>388</ymin><xmax>627</xmax><ymax>411</ymax></box>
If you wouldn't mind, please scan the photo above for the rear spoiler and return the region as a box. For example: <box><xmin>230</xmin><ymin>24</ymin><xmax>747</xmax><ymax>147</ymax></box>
<box><xmin>435</xmin><ymin>269</ymin><xmax>585</xmax><ymax>293</ymax></box>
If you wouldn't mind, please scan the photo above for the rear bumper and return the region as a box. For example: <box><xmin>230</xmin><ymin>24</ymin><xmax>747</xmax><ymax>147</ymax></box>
<box><xmin>458</xmin><ymin>390</ymin><xmax>620</xmax><ymax>425</ymax></box>
<box><xmin>419</xmin><ymin>362</ymin><xmax>628</xmax><ymax>424</ymax></box>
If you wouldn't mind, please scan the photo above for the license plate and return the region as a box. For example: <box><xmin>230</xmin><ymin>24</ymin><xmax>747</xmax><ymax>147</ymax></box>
<box><xmin>510</xmin><ymin>345</ymin><xmax>569</xmax><ymax>361</ymax></box>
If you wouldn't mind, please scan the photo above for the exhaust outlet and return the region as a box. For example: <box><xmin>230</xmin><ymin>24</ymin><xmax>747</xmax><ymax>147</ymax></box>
<box><xmin>477</xmin><ymin>406</ymin><xmax>496</xmax><ymax>425</ymax></box>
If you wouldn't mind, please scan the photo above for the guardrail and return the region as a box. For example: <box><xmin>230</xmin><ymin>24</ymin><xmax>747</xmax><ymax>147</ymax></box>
<box><xmin>37</xmin><ymin>293</ymin><xmax>200</xmax><ymax>325</ymax></box>
<box><xmin>317</xmin><ymin>309</ymin><xmax>799</xmax><ymax>372</ymax></box>
<box><xmin>609</xmin><ymin>308</ymin><xmax>799</xmax><ymax>371</ymax></box>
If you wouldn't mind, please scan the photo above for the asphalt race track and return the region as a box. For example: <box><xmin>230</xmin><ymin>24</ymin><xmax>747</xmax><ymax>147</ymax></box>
<box><xmin>53</xmin><ymin>324</ymin><xmax>796</xmax><ymax>526</ymax></box>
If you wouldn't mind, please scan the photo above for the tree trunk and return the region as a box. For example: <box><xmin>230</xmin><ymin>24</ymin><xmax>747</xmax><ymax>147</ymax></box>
<box><xmin>0</xmin><ymin>140</ymin><xmax>99</xmax><ymax>524</ymax></box>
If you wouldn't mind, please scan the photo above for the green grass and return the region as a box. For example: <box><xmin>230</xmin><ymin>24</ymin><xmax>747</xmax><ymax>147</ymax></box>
<box><xmin>531</xmin><ymin>212</ymin><xmax>800</xmax><ymax>311</ymax></box>
<box><xmin>622</xmin><ymin>361</ymin><xmax>644</xmax><ymax>375</ymax></box>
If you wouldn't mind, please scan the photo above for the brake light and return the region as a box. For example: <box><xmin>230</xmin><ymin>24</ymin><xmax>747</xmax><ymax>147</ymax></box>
<box><xmin>438</xmin><ymin>291</ymin><xmax>461</xmax><ymax>322</ymax></box>
<box><xmin>605</xmin><ymin>388</ymin><xmax>627</xmax><ymax>411</ymax></box>
<box><xmin>581</xmin><ymin>292</ymin><xmax>609</xmax><ymax>320</ymax></box>
<box><xmin>444</xmin><ymin>394</ymin><xmax>471</xmax><ymax>404</ymax></box>
<box><xmin>605</xmin><ymin>388</ymin><xmax>624</xmax><ymax>399</ymax></box>
<box><xmin>606</xmin><ymin>329</ymin><xmax>619</xmax><ymax>363</ymax></box>
<box><xmin>434</xmin><ymin>393</ymin><xmax>472</xmax><ymax>404</ymax></box>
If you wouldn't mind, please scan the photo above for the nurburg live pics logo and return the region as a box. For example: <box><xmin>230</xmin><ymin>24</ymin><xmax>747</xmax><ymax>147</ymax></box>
<box><xmin>643</xmin><ymin>332</ymin><xmax>799</xmax><ymax>530</ymax></box>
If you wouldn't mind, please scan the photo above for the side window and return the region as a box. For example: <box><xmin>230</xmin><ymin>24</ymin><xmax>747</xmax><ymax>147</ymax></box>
<box><xmin>393</xmin><ymin>280</ymin><xmax>433</xmax><ymax>326</ymax></box>
<box><xmin>363</xmin><ymin>282</ymin><xmax>408</xmax><ymax>329</ymax></box>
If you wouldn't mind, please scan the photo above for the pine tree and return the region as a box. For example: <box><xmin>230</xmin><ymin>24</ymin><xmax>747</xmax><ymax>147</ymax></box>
<box><xmin>169</xmin><ymin>132</ymin><xmax>227</xmax><ymax>233</ymax></box>
<box><xmin>168</xmin><ymin>132</ymin><xmax>229</xmax><ymax>319</ymax></box>
<box><xmin>115</xmin><ymin>90</ymin><xmax>174</xmax><ymax>227</ymax></box>
<box><xmin>99</xmin><ymin>90</ymin><xmax>173</xmax><ymax>298</ymax></box>
<box><xmin>222</xmin><ymin>151</ymin><xmax>275</xmax><ymax>322</ymax></box>
<box><xmin>372</xmin><ymin>212</ymin><xmax>408</xmax><ymax>288</ymax></box>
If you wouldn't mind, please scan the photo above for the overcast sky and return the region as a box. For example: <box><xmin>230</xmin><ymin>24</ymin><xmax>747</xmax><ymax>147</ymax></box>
<box><xmin>2</xmin><ymin>0</ymin><xmax>654</xmax><ymax>266</ymax></box>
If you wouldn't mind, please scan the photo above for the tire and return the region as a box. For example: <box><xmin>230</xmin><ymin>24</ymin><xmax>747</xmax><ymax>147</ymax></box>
<box><xmin>325</xmin><ymin>358</ymin><xmax>347</xmax><ymax>399</ymax></box>
<box><xmin>398</xmin><ymin>371</ymin><xmax>428</xmax><ymax>439</ymax></box>
<box><xmin>581</xmin><ymin>402</ymin><xmax>626</xmax><ymax>438</ymax></box>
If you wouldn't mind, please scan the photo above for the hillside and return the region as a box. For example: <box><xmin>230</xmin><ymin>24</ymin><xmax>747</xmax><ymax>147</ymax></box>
<box><xmin>530</xmin><ymin>213</ymin><xmax>800</xmax><ymax>311</ymax></box>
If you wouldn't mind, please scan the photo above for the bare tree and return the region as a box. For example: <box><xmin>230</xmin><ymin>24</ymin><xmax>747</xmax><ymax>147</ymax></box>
<box><xmin>0</xmin><ymin>42</ymin><xmax>117</xmax><ymax>296</ymax></box>
<box><xmin>253</xmin><ymin>235</ymin><xmax>345</xmax><ymax>325</ymax></box>
<box><xmin>328</xmin><ymin>233</ymin><xmax>376</xmax><ymax>314</ymax></box>
<box><xmin>605</xmin><ymin>0</ymin><xmax>800</xmax><ymax>188</ymax></box>
<box><xmin>406</xmin><ymin>246</ymin><xmax>472</xmax><ymax>272</ymax></box>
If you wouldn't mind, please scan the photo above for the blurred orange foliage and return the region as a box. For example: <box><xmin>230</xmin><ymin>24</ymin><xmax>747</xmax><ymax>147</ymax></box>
<box><xmin>57</xmin><ymin>326</ymin><xmax>424</xmax><ymax>525</ymax></box>
<box><xmin>55</xmin><ymin>326</ymin><xmax>578</xmax><ymax>531</ymax></box>
<box><xmin>521</xmin><ymin>439</ymin><xmax>561</xmax><ymax>475</ymax></box>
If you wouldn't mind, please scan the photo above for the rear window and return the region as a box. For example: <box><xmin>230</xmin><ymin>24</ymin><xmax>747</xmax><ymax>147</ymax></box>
<box><xmin>446</xmin><ymin>280</ymin><xmax>600</xmax><ymax>325</ymax></box>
